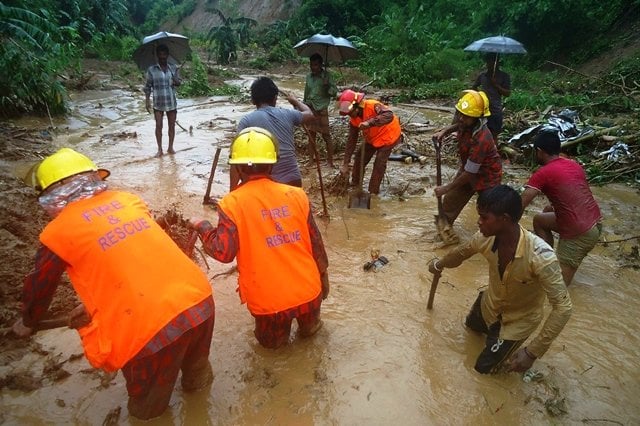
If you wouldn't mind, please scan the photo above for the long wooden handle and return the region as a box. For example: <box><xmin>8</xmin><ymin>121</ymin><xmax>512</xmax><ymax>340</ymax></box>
<box><xmin>303</xmin><ymin>126</ymin><xmax>329</xmax><ymax>217</ymax></box>
<box><xmin>433</xmin><ymin>139</ymin><xmax>444</xmax><ymax>213</ymax></box>
<box><xmin>427</xmin><ymin>271</ymin><xmax>442</xmax><ymax>310</ymax></box>
<box><xmin>359</xmin><ymin>140</ymin><xmax>366</xmax><ymax>189</ymax></box>
<box><xmin>0</xmin><ymin>317</ymin><xmax>70</xmax><ymax>338</ymax></box>
<box><xmin>203</xmin><ymin>147</ymin><xmax>222</xmax><ymax>203</ymax></box>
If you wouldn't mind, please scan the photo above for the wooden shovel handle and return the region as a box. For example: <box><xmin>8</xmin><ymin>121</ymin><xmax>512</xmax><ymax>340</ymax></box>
<box><xmin>427</xmin><ymin>271</ymin><xmax>441</xmax><ymax>310</ymax></box>
<box><xmin>203</xmin><ymin>147</ymin><xmax>222</xmax><ymax>204</ymax></box>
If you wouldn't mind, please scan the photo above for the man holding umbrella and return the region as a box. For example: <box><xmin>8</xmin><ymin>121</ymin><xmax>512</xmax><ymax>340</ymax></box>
<box><xmin>465</xmin><ymin>36</ymin><xmax>526</xmax><ymax>142</ymax></box>
<box><xmin>144</xmin><ymin>44</ymin><xmax>181</xmax><ymax>157</ymax></box>
<box><xmin>303</xmin><ymin>53</ymin><xmax>338</xmax><ymax>168</ymax></box>
<box><xmin>472</xmin><ymin>53</ymin><xmax>511</xmax><ymax>142</ymax></box>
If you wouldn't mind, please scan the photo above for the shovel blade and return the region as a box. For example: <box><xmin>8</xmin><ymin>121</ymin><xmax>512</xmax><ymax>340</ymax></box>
<box><xmin>435</xmin><ymin>214</ymin><xmax>459</xmax><ymax>245</ymax></box>
<box><xmin>348</xmin><ymin>190</ymin><xmax>371</xmax><ymax>209</ymax></box>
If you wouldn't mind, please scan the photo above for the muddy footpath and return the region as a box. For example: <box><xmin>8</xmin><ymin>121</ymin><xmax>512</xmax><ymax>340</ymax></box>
<box><xmin>1</xmin><ymin>65</ymin><xmax>639</xmax><ymax>425</ymax></box>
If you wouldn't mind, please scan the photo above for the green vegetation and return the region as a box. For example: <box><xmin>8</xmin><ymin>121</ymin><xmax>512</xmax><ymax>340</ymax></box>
<box><xmin>1</xmin><ymin>0</ymin><xmax>638</xmax><ymax>119</ymax></box>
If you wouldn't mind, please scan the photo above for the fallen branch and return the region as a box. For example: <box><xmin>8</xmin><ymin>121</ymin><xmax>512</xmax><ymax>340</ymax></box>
<box><xmin>175</xmin><ymin>120</ymin><xmax>189</xmax><ymax>132</ymax></box>
<box><xmin>598</xmin><ymin>235</ymin><xmax>640</xmax><ymax>244</ymax></box>
<box><xmin>581</xmin><ymin>418</ymin><xmax>624</xmax><ymax>425</ymax></box>
<box><xmin>397</xmin><ymin>102</ymin><xmax>455</xmax><ymax>113</ymax></box>
<box><xmin>546</xmin><ymin>61</ymin><xmax>633</xmax><ymax>97</ymax></box>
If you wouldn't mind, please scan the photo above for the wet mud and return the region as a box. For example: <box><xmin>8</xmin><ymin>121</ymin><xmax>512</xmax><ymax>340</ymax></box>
<box><xmin>0</xmin><ymin>63</ymin><xmax>639</xmax><ymax>424</ymax></box>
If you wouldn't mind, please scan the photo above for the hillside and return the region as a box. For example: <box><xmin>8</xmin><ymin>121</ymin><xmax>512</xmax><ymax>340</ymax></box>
<box><xmin>174</xmin><ymin>0</ymin><xmax>301</xmax><ymax>33</ymax></box>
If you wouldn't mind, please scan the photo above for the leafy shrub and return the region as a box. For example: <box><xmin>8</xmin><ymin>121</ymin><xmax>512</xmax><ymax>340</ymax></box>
<box><xmin>247</xmin><ymin>56</ymin><xmax>269</xmax><ymax>70</ymax></box>
<box><xmin>86</xmin><ymin>33</ymin><xmax>139</xmax><ymax>61</ymax></box>
<box><xmin>178</xmin><ymin>53</ymin><xmax>211</xmax><ymax>97</ymax></box>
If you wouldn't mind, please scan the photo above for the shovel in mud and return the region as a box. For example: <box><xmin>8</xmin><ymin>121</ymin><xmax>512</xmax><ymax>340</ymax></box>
<box><xmin>348</xmin><ymin>142</ymin><xmax>371</xmax><ymax>209</ymax></box>
<box><xmin>433</xmin><ymin>139</ymin><xmax>458</xmax><ymax>244</ymax></box>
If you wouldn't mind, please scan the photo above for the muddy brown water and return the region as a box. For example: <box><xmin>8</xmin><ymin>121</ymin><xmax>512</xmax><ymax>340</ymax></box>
<box><xmin>1</xmin><ymin>74</ymin><xmax>639</xmax><ymax>425</ymax></box>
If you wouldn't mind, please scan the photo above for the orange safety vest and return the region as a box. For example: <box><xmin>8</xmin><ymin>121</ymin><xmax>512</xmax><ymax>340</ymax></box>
<box><xmin>350</xmin><ymin>99</ymin><xmax>402</xmax><ymax>148</ymax></box>
<box><xmin>218</xmin><ymin>178</ymin><xmax>321</xmax><ymax>315</ymax></box>
<box><xmin>40</xmin><ymin>190</ymin><xmax>212</xmax><ymax>371</ymax></box>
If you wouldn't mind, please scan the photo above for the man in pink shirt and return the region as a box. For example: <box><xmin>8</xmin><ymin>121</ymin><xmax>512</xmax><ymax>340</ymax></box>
<box><xmin>521</xmin><ymin>127</ymin><xmax>602</xmax><ymax>285</ymax></box>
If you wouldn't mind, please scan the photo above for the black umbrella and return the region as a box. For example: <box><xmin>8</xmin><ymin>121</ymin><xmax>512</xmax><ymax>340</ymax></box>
<box><xmin>132</xmin><ymin>31</ymin><xmax>191</xmax><ymax>71</ymax></box>
<box><xmin>464</xmin><ymin>36</ymin><xmax>527</xmax><ymax>55</ymax></box>
<box><xmin>293</xmin><ymin>33</ymin><xmax>358</xmax><ymax>65</ymax></box>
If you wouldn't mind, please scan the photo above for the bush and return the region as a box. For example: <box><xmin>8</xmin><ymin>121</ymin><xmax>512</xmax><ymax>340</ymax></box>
<box><xmin>86</xmin><ymin>34</ymin><xmax>139</xmax><ymax>61</ymax></box>
<box><xmin>178</xmin><ymin>53</ymin><xmax>211</xmax><ymax>97</ymax></box>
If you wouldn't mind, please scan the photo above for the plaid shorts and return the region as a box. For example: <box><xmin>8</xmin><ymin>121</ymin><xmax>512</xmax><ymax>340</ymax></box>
<box><xmin>252</xmin><ymin>293</ymin><xmax>322</xmax><ymax>349</ymax></box>
<box><xmin>121</xmin><ymin>309</ymin><xmax>215</xmax><ymax>419</ymax></box>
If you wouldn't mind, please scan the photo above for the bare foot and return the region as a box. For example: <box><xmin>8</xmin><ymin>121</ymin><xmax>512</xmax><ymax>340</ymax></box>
<box><xmin>168</xmin><ymin>148</ymin><xmax>176</xmax><ymax>154</ymax></box>
<box><xmin>155</xmin><ymin>151</ymin><xmax>163</xmax><ymax>157</ymax></box>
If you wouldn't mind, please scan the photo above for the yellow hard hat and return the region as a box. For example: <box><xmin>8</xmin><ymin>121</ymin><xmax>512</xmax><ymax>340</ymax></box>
<box><xmin>229</xmin><ymin>127</ymin><xmax>278</xmax><ymax>165</ymax></box>
<box><xmin>30</xmin><ymin>148</ymin><xmax>110</xmax><ymax>192</ymax></box>
<box><xmin>455</xmin><ymin>90</ymin><xmax>491</xmax><ymax>118</ymax></box>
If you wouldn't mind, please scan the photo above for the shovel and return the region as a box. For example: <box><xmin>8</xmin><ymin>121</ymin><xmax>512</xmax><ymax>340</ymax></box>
<box><xmin>433</xmin><ymin>139</ymin><xmax>458</xmax><ymax>244</ymax></box>
<box><xmin>348</xmin><ymin>142</ymin><xmax>371</xmax><ymax>209</ymax></box>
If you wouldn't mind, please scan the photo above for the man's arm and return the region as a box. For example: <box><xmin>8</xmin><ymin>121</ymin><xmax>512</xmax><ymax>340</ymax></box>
<box><xmin>508</xmin><ymin>254</ymin><xmax>572</xmax><ymax>372</ymax></box>
<box><xmin>12</xmin><ymin>245</ymin><xmax>66</xmax><ymax>336</ymax></box>
<box><xmin>527</xmin><ymin>260</ymin><xmax>572</xmax><ymax>357</ymax></box>
<box><xmin>428</xmin><ymin>234</ymin><xmax>481</xmax><ymax>273</ymax></box>
<box><xmin>340</xmin><ymin>124</ymin><xmax>360</xmax><ymax>174</ymax></box>
<box><xmin>307</xmin><ymin>207</ymin><xmax>330</xmax><ymax>299</ymax></box>
<box><xmin>193</xmin><ymin>210</ymin><xmax>239</xmax><ymax>263</ymax></box>
<box><xmin>171</xmin><ymin>65</ymin><xmax>182</xmax><ymax>87</ymax></box>
<box><xmin>432</xmin><ymin>123</ymin><xmax>459</xmax><ymax>143</ymax></box>
<box><xmin>521</xmin><ymin>186</ymin><xmax>540</xmax><ymax>210</ymax></box>
<box><xmin>491</xmin><ymin>72</ymin><xmax>511</xmax><ymax>97</ymax></box>
<box><xmin>434</xmin><ymin>168</ymin><xmax>474</xmax><ymax>198</ymax></box>
<box><xmin>144</xmin><ymin>69</ymin><xmax>153</xmax><ymax>113</ymax></box>
<box><xmin>360</xmin><ymin>103</ymin><xmax>393</xmax><ymax>128</ymax></box>
<box><xmin>326</xmin><ymin>71</ymin><xmax>338</xmax><ymax>99</ymax></box>
<box><xmin>285</xmin><ymin>92</ymin><xmax>315</xmax><ymax>124</ymax></box>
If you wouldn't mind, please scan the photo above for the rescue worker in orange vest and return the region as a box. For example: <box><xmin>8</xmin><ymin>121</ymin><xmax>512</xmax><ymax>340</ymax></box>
<box><xmin>190</xmin><ymin>127</ymin><xmax>330</xmax><ymax>349</ymax></box>
<box><xmin>11</xmin><ymin>148</ymin><xmax>215</xmax><ymax>421</ymax></box>
<box><xmin>338</xmin><ymin>90</ymin><xmax>403</xmax><ymax>194</ymax></box>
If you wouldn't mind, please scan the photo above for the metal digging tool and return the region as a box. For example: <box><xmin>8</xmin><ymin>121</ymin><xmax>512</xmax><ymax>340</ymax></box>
<box><xmin>348</xmin><ymin>142</ymin><xmax>371</xmax><ymax>209</ymax></box>
<box><xmin>203</xmin><ymin>146</ymin><xmax>222</xmax><ymax>205</ymax></box>
<box><xmin>433</xmin><ymin>139</ymin><xmax>458</xmax><ymax>244</ymax></box>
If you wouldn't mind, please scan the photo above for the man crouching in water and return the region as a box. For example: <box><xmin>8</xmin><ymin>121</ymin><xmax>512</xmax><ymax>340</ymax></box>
<box><xmin>428</xmin><ymin>185</ymin><xmax>572</xmax><ymax>374</ymax></box>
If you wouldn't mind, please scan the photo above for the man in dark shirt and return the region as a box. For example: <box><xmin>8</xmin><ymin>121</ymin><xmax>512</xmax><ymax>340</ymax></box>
<box><xmin>472</xmin><ymin>53</ymin><xmax>511</xmax><ymax>143</ymax></box>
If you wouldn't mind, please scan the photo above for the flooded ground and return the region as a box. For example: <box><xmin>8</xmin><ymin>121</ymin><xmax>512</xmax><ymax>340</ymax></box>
<box><xmin>1</xmin><ymin>70</ymin><xmax>639</xmax><ymax>425</ymax></box>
